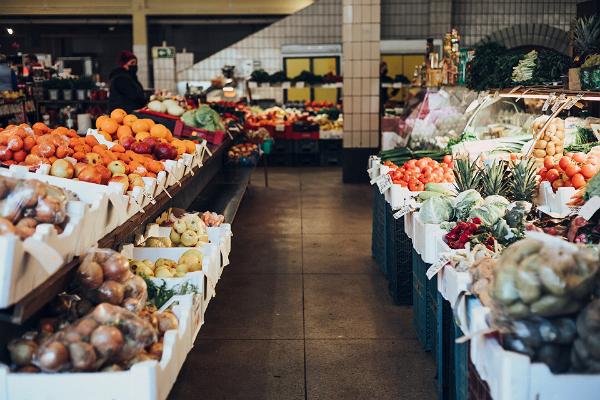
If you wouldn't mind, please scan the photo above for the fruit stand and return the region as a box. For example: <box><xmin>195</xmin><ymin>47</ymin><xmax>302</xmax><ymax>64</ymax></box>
<box><xmin>0</xmin><ymin>103</ymin><xmax>256</xmax><ymax>399</ymax></box>
<box><xmin>370</xmin><ymin>88</ymin><xmax>600</xmax><ymax>400</ymax></box>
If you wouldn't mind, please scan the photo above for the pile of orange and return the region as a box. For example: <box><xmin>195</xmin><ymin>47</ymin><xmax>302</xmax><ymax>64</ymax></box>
<box><xmin>95</xmin><ymin>109</ymin><xmax>196</xmax><ymax>156</ymax></box>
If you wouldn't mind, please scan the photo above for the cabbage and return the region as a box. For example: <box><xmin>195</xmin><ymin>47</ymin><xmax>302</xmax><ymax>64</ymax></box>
<box><xmin>454</xmin><ymin>189</ymin><xmax>483</xmax><ymax>220</ymax></box>
<box><xmin>181</xmin><ymin>110</ymin><xmax>197</xmax><ymax>127</ymax></box>
<box><xmin>469</xmin><ymin>203</ymin><xmax>505</xmax><ymax>226</ymax></box>
<box><xmin>484</xmin><ymin>195</ymin><xmax>510</xmax><ymax>209</ymax></box>
<box><xmin>420</xmin><ymin>196</ymin><xmax>455</xmax><ymax>224</ymax></box>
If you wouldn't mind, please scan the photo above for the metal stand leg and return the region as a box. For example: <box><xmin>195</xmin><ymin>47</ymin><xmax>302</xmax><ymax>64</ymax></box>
<box><xmin>263</xmin><ymin>154</ymin><xmax>269</xmax><ymax>187</ymax></box>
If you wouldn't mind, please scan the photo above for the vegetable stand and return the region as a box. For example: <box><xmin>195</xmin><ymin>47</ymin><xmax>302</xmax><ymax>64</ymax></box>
<box><xmin>371</xmin><ymin>88</ymin><xmax>600</xmax><ymax>400</ymax></box>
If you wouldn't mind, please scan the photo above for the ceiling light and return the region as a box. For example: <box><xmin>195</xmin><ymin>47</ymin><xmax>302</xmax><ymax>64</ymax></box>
<box><xmin>6</xmin><ymin>28</ymin><xmax>13</xmax><ymax>35</ymax></box>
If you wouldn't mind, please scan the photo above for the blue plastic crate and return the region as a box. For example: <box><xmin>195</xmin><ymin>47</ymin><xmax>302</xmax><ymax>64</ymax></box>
<box><xmin>385</xmin><ymin>205</ymin><xmax>412</xmax><ymax>305</ymax></box>
<box><xmin>412</xmin><ymin>249</ymin><xmax>429</xmax><ymax>350</ymax></box>
<box><xmin>454</xmin><ymin>323</ymin><xmax>469</xmax><ymax>400</ymax></box>
<box><xmin>371</xmin><ymin>187</ymin><xmax>387</xmax><ymax>275</ymax></box>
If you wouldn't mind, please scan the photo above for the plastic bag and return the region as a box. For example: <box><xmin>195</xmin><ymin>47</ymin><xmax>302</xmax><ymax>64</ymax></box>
<box><xmin>76</xmin><ymin>249</ymin><xmax>147</xmax><ymax>313</ymax></box>
<box><xmin>0</xmin><ymin>175</ymin><xmax>68</xmax><ymax>239</ymax></box>
<box><xmin>32</xmin><ymin>303</ymin><xmax>157</xmax><ymax>372</ymax></box>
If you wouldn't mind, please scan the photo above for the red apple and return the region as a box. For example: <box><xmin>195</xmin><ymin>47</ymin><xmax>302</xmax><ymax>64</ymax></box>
<box><xmin>50</xmin><ymin>159</ymin><xmax>74</xmax><ymax>179</ymax></box>
<box><xmin>107</xmin><ymin>160</ymin><xmax>126</xmax><ymax>175</ymax></box>
<box><xmin>78</xmin><ymin>166</ymin><xmax>102</xmax><ymax>184</ymax></box>
<box><xmin>130</xmin><ymin>142</ymin><xmax>152</xmax><ymax>154</ymax></box>
<box><xmin>95</xmin><ymin>164</ymin><xmax>112</xmax><ymax>185</ymax></box>
<box><xmin>119</xmin><ymin>135</ymin><xmax>135</xmax><ymax>150</ymax></box>
<box><xmin>143</xmin><ymin>137</ymin><xmax>160</xmax><ymax>151</ymax></box>
<box><xmin>154</xmin><ymin>143</ymin><xmax>177</xmax><ymax>160</ymax></box>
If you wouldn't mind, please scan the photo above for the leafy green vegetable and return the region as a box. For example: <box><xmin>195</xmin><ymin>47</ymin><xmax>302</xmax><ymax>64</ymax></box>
<box><xmin>182</xmin><ymin>105</ymin><xmax>225</xmax><ymax>131</ymax></box>
<box><xmin>454</xmin><ymin>189</ymin><xmax>484</xmax><ymax>221</ymax></box>
<box><xmin>420</xmin><ymin>196</ymin><xmax>455</xmax><ymax>224</ymax></box>
<box><xmin>144</xmin><ymin>277</ymin><xmax>199</xmax><ymax>308</ymax></box>
<box><xmin>584</xmin><ymin>171</ymin><xmax>600</xmax><ymax>200</ymax></box>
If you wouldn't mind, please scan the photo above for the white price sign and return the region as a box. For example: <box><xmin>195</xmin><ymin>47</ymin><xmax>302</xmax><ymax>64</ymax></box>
<box><xmin>393</xmin><ymin>204</ymin><xmax>414</xmax><ymax>219</ymax></box>
<box><xmin>426</xmin><ymin>253</ymin><xmax>453</xmax><ymax>280</ymax></box>
<box><xmin>578</xmin><ymin>196</ymin><xmax>600</xmax><ymax>220</ymax></box>
<box><xmin>143</xmin><ymin>190</ymin><xmax>156</xmax><ymax>205</ymax></box>
<box><xmin>376</xmin><ymin>174</ymin><xmax>392</xmax><ymax>193</ymax></box>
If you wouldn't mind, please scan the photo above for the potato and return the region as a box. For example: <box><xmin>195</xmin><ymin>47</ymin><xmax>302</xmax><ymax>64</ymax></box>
<box><xmin>533</xmin><ymin>149</ymin><xmax>546</xmax><ymax>158</ymax></box>
<box><xmin>535</xmin><ymin>140</ymin><xmax>547</xmax><ymax>149</ymax></box>
<box><xmin>546</xmin><ymin>142</ymin><xmax>556</xmax><ymax>156</ymax></box>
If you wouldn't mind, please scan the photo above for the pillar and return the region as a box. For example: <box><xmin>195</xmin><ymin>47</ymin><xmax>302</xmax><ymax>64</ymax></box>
<box><xmin>342</xmin><ymin>0</ymin><xmax>381</xmax><ymax>183</ymax></box>
<box><xmin>131</xmin><ymin>0</ymin><xmax>149</xmax><ymax>88</ymax></box>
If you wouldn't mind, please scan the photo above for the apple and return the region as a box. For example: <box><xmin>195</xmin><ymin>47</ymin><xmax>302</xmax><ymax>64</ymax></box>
<box><xmin>78</xmin><ymin>166</ymin><xmax>102</xmax><ymax>184</ymax></box>
<box><xmin>142</xmin><ymin>137</ymin><xmax>160</xmax><ymax>151</ymax></box>
<box><xmin>130</xmin><ymin>142</ymin><xmax>151</xmax><ymax>154</ymax></box>
<box><xmin>119</xmin><ymin>135</ymin><xmax>135</xmax><ymax>150</ymax></box>
<box><xmin>95</xmin><ymin>164</ymin><xmax>112</xmax><ymax>185</ymax></box>
<box><xmin>109</xmin><ymin>174</ymin><xmax>129</xmax><ymax>194</ymax></box>
<box><xmin>50</xmin><ymin>159</ymin><xmax>74</xmax><ymax>179</ymax></box>
<box><xmin>128</xmin><ymin>174</ymin><xmax>144</xmax><ymax>191</ymax></box>
<box><xmin>0</xmin><ymin>146</ymin><xmax>13</xmax><ymax>162</ymax></box>
<box><xmin>107</xmin><ymin>160</ymin><xmax>126</xmax><ymax>175</ymax></box>
<box><xmin>74</xmin><ymin>162</ymin><xmax>88</xmax><ymax>178</ymax></box>
<box><xmin>154</xmin><ymin>143</ymin><xmax>177</xmax><ymax>160</ymax></box>
<box><xmin>85</xmin><ymin>152</ymin><xmax>101</xmax><ymax>166</ymax></box>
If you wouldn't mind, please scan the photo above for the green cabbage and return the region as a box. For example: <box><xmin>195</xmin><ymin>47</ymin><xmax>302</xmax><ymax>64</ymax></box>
<box><xmin>484</xmin><ymin>195</ymin><xmax>510</xmax><ymax>209</ymax></box>
<box><xmin>469</xmin><ymin>203</ymin><xmax>505</xmax><ymax>226</ymax></box>
<box><xmin>454</xmin><ymin>189</ymin><xmax>483</xmax><ymax>220</ymax></box>
<box><xmin>420</xmin><ymin>196</ymin><xmax>455</xmax><ymax>224</ymax></box>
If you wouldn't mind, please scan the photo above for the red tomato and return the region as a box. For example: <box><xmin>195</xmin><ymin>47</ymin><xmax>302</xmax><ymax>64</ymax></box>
<box><xmin>572</xmin><ymin>173</ymin><xmax>586</xmax><ymax>189</ymax></box>
<box><xmin>559</xmin><ymin>156</ymin><xmax>571</xmax><ymax>171</ymax></box>
<box><xmin>545</xmin><ymin>168</ymin><xmax>560</xmax><ymax>182</ymax></box>
<box><xmin>538</xmin><ymin>167</ymin><xmax>548</xmax><ymax>177</ymax></box>
<box><xmin>565</xmin><ymin>164</ymin><xmax>581</xmax><ymax>178</ymax></box>
<box><xmin>543</xmin><ymin>156</ymin><xmax>555</xmax><ymax>170</ymax></box>
<box><xmin>442</xmin><ymin>155</ymin><xmax>453</xmax><ymax>165</ymax></box>
<box><xmin>581</xmin><ymin>164</ymin><xmax>598</xmax><ymax>179</ymax></box>
<box><xmin>416</xmin><ymin>159</ymin><xmax>428</xmax><ymax>169</ymax></box>
<box><xmin>421</xmin><ymin>166</ymin><xmax>433</xmax><ymax>175</ymax></box>
<box><xmin>573</xmin><ymin>152</ymin><xmax>586</xmax><ymax>163</ymax></box>
<box><xmin>405</xmin><ymin>159</ymin><xmax>417</xmax><ymax>169</ymax></box>
<box><xmin>408</xmin><ymin>179</ymin><xmax>424</xmax><ymax>192</ymax></box>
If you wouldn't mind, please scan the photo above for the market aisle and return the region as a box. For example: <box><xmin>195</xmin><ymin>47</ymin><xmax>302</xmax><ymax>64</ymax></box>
<box><xmin>168</xmin><ymin>167</ymin><xmax>436</xmax><ymax>400</ymax></box>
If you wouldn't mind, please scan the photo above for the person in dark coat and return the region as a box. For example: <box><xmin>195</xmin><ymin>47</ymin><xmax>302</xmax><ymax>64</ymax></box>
<box><xmin>108</xmin><ymin>51</ymin><xmax>147</xmax><ymax>113</ymax></box>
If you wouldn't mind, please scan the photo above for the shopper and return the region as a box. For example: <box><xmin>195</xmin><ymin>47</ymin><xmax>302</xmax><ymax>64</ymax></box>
<box><xmin>108</xmin><ymin>51</ymin><xmax>147</xmax><ymax>113</ymax></box>
<box><xmin>0</xmin><ymin>55</ymin><xmax>17</xmax><ymax>91</ymax></box>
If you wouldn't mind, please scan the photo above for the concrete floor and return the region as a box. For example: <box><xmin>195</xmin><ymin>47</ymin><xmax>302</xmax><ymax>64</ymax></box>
<box><xmin>169</xmin><ymin>167</ymin><xmax>436</xmax><ymax>400</ymax></box>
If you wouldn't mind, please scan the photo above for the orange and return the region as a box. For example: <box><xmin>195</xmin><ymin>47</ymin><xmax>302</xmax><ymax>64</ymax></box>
<box><xmin>183</xmin><ymin>140</ymin><xmax>196</xmax><ymax>154</ymax></box>
<box><xmin>150</xmin><ymin>124</ymin><xmax>168</xmax><ymax>139</ymax></box>
<box><xmin>99</xmin><ymin>131</ymin><xmax>113</xmax><ymax>142</ymax></box>
<box><xmin>100</xmin><ymin>118</ymin><xmax>119</xmax><ymax>135</ymax></box>
<box><xmin>123</xmin><ymin>114</ymin><xmax>138</xmax><ymax>127</ymax></box>
<box><xmin>117</xmin><ymin>125</ymin><xmax>133</xmax><ymax>139</ymax></box>
<box><xmin>95</xmin><ymin>115</ymin><xmax>109</xmax><ymax>130</ymax></box>
<box><xmin>143</xmin><ymin>118</ymin><xmax>155</xmax><ymax>128</ymax></box>
<box><xmin>132</xmin><ymin>120</ymin><xmax>149</xmax><ymax>134</ymax></box>
<box><xmin>110</xmin><ymin>108</ymin><xmax>127</xmax><ymax>124</ymax></box>
<box><xmin>135</xmin><ymin>131</ymin><xmax>150</xmax><ymax>142</ymax></box>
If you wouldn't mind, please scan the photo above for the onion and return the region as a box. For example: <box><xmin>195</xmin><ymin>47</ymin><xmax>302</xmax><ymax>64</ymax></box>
<box><xmin>77</xmin><ymin>261</ymin><xmax>104</xmax><ymax>290</ymax></box>
<box><xmin>157</xmin><ymin>312</ymin><xmax>179</xmax><ymax>335</ymax></box>
<box><xmin>73</xmin><ymin>318</ymin><xmax>98</xmax><ymax>339</ymax></box>
<box><xmin>68</xmin><ymin>342</ymin><xmax>97</xmax><ymax>371</ymax></box>
<box><xmin>37</xmin><ymin>341</ymin><xmax>69</xmax><ymax>372</ymax></box>
<box><xmin>8</xmin><ymin>339</ymin><xmax>37</xmax><ymax>367</ymax></box>
<box><xmin>91</xmin><ymin>325</ymin><xmax>124</xmax><ymax>358</ymax></box>
<box><xmin>102</xmin><ymin>254</ymin><xmax>130</xmax><ymax>282</ymax></box>
<box><xmin>96</xmin><ymin>281</ymin><xmax>125</xmax><ymax>305</ymax></box>
<box><xmin>92</xmin><ymin>303</ymin><xmax>118</xmax><ymax>324</ymax></box>
<box><xmin>147</xmin><ymin>342</ymin><xmax>163</xmax><ymax>360</ymax></box>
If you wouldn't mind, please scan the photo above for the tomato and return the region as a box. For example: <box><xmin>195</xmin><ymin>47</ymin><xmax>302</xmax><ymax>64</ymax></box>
<box><xmin>405</xmin><ymin>159</ymin><xmax>417</xmax><ymax>169</ymax></box>
<box><xmin>565</xmin><ymin>152</ymin><xmax>574</xmax><ymax>158</ymax></box>
<box><xmin>559</xmin><ymin>156</ymin><xmax>571</xmax><ymax>171</ymax></box>
<box><xmin>421</xmin><ymin>166</ymin><xmax>433</xmax><ymax>175</ymax></box>
<box><xmin>572</xmin><ymin>173</ymin><xmax>586</xmax><ymax>189</ymax></box>
<box><xmin>416</xmin><ymin>159</ymin><xmax>429</xmax><ymax>169</ymax></box>
<box><xmin>581</xmin><ymin>164</ymin><xmax>598</xmax><ymax>179</ymax></box>
<box><xmin>545</xmin><ymin>168</ymin><xmax>560</xmax><ymax>182</ymax></box>
<box><xmin>538</xmin><ymin>167</ymin><xmax>548</xmax><ymax>177</ymax></box>
<box><xmin>433</xmin><ymin>167</ymin><xmax>444</xmax><ymax>175</ymax></box>
<box><xmin>399</xmin><ymin>180</ymin><xmax>408</xmax><ymax>187</ymax></box>
<box><xmin>442</xmin><ymin>155</ymin><xmax>453</xmax><ymax>165</ymax></box>
<box><xmin>543</xmin><ymin>156</ymin><xmax>555</xmax><ymax>170</ymax></box>
<box><xmin>573</xmin><ymin>152</ymin><xmax>586</xmax><ymax>163</ymax></box>
<box><xmin>563</xmin><ymin>178</ymin><xmax>573</xmax><ymax>188</ymax></box>
<box><xmin>565</xmin><ymin>164</ymin><xmax>581</xmax><ymax>178</ymax></box>
<box><xmin>408</xmin><ymin>179</ymin><xmax>424</xmax><ymax>192</ymax></box>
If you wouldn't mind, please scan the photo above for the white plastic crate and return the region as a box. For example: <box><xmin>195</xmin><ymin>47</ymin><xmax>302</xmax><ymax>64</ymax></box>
<box><xmin>412</xmin><ymin>213</ymin><xmax>444</xmax><ymax>264</ymax></box>
<box><xmin>536</xmin><ymin>181</ymin><xmax>576</xmax><ymax>218</ymax></box>
<box><xmin>0</xmin><ymin>295</ymin><xmax>193</xmax><ymax>400</ymax></box>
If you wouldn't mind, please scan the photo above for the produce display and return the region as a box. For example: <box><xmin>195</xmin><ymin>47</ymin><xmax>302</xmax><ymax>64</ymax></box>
<box><xmin>383</xmin><ymin>156</ymin><xmax>454</xmax><ymax>190</ymax></box>
<box><xmin>531</xmin><ymin>116</ymin><xmax>565</xmax><ymax>163</ymax></box>
<box><xmin>0</xmin><ymin>175</ymin><xmax>68</xmax><ymax>239</ymax></box>
<box><xmin>181</xmin><ymin>105</ymin><xmax>225</xmax><ymax>132</ymax></box>
<box><xmin>130</xmin><ymin>249</ymin><xmax>203</xmax><ymax>278</ymax></box>
<box><xmin>227</xmin><ymin>143</ymin><xmax>259</xmax><ymax>166</ymax></box>
<box><xmin>146</xmin><ymin>95</ymin><xmax>187</xmax><ymax>117</ymax></box>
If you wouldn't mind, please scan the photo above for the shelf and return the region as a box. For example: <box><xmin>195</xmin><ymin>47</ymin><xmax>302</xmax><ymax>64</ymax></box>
<box><xmin>498</xmin><ymin>86</ymin><xmax>600</xmax><ymax>102</ymax></box>
<box><xmin>36</xmin><ymin>99</ymin><xmax>109</xmax><ymax>105</ymax></box>
<box><xmin>0</xmin><ymin>137</ymin><xmax>231</xmax><ymax>325</ymax></box>
<box><xmin>247</xmin><ymin>82</ymin><xmax>343</xmax><ymax>89</ymax></box>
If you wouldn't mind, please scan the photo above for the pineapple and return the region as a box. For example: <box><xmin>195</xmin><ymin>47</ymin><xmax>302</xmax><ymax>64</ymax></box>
<box><xmin>508</xmin><ymin>158</ymin><xmax>537</xmax><ymax>202</ymax></box>
<box><xmin>453</xmin><ymin>157</ymin><xmax>481</xmax><ymax>193</ymax></box>
<box><xmin>573</xmin><ymin>16</ymin><xmax>600</xmax><ymax>60</ymax></box>
<box><xmin>481</xmin><ymin>160</ymin><xmax>508</xmax><ymax>197</ymax></box>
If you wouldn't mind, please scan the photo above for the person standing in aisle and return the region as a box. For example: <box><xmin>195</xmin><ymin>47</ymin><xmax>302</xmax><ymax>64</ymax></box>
<box><xmin>108</xmin><ymin>51</ymin><xmax>147</xmax><ymax>113</ymax></box>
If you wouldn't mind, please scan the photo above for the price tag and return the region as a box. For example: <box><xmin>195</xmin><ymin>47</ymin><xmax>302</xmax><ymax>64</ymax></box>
<box><xmin>564</xmin><ymin>94</ymin><xmax>584</xmax><ymax>110</ymax></box>
<box><xmin>551</xmin><ymin>94</ymin><xmax>566</xmax><ymax>113</ymax></box>
<box><xmin>369</xmin><ymin>173</ymin><xmax>385</xmax><ymax>185</ymax></box>
<box><xmin>515</xmin><ymin>88</ymin><xmax>531</xmax><ymax>102</ymax></box>
<box><xmin>275</xmin><ymin>124</ymin><xmax>285</xmax><ymax>132</ymax></box>
<box><xmin>143</xmin><ymin>190</ymin><xmax>156</xmax><ymax>205</ymax></box>
<box><xmin>579</xmin><ymin>196</ymin><xmax>600</xmax><ymax>220</ymax></box>
<box><xmin>569</xmin><ymin>206</ymin><xmax>581</xmax><ymax>216</ymax></box>
<box><xmin>376</xmin><ymin>174</ymin><xmax>392</xmax><ymax>193</ymax></box>
<box><xmin>426</xmin><ymin>253</ymin><xmax>453</xmax><ymax>280</ymax></box>
<box><xmin>393</xmin><ymin>204</ymin><xmax>414</xmax><ymax>219</ymax></box>
<box><xmin>455</xmin><ymin>327</ymin><xmax>497</xmax><ymax>344</ymax></box>
<box><xmin>542</xmin><ymin>92</ymin><xmax>556</xmax><ymax>112</ymax></box>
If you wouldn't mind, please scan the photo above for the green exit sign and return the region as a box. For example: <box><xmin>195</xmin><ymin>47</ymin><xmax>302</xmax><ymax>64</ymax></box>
<box><xmin>152</xmin><ymin>46</ymin><xmax>176</xmax><ymax>59</ymax></box>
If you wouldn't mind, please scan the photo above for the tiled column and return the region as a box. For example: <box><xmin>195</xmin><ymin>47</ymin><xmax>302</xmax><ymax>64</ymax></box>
<box><xmin>342</xmin><ymin>0</ymin><xmax>380</xmax><ymax>182</ymax></box>
<box><xmin>131</xmin><ymin>0</ymin><xmax>149</xmax><ymax>88</ymax></box>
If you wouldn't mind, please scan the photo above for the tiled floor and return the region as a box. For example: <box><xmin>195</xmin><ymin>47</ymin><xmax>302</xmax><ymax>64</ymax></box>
<box><xmin>169</xmin><ymin>167</ymin><xmax>436</xmax><ymax>400</ymax></box>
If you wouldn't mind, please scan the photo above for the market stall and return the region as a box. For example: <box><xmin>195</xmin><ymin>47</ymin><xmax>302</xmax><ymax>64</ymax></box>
<box><xmin>370</xmin><ymin>87</ymin><xmax>600</xmax><ymax>400</ymax></box>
